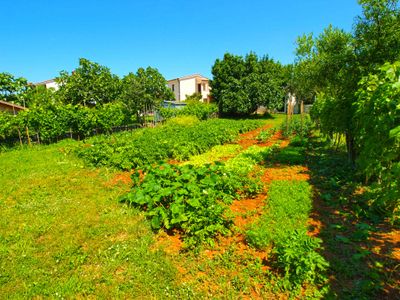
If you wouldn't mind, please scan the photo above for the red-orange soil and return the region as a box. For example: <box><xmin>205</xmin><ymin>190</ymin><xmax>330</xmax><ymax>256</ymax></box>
<box><xmin>237</xmin><ymin>124</ymin><xmax>272</xmax><ymax>149</ymax></box>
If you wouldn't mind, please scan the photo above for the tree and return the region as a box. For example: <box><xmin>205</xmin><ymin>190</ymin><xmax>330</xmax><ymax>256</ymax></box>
<box><xmin>355</xmin><ymin>0</ymin><xmax>400</xmax><ymax>72</ymax></box>
<box><xmin>0</xmin><ymin>72</ymin><xmax>30</xmax><ymax>106</ymax></box>
<box><xmin>355</xmin><ymin>61</ymin><xmax>400</xmax><ymax>217</ymax></box>
<box><xmin>56</xmin><ymin>58</ymin><xmax>121</xmax><ymax>106</ymax></box>
<box><xmin>303</xmin><ymin>26</ymin><xmax>357</xmax><ymax>160</ymax></box>
<box><xmin>119</xmin><ymin>67</ymin><xmax>174</xmax><ymax>121</ymax></box>
<box><xmin>297</xmin><ymin>0</ymin><xmax>400</xmax><ymax>163</ymax></box>
<box><xmin>24</xmin><ymin>85</ymin><xmax>60</xmax><ymax>108</ymax></box>
<box><xmin>210</xmin><ymin>52</ymin><xmax>286</xmax><ymax>116</ymax></box>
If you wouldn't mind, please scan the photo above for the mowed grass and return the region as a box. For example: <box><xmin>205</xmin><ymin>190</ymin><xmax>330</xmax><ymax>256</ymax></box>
<box><xmin>0</xmin><ymin>141</ymin><xmax>191</xmax><ymax>298</ymax></box>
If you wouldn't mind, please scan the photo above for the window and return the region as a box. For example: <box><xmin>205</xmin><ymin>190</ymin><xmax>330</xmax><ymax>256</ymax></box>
<box><xmin>198</xmin><ymin>83</ymin><xmax>202</xmax><ymax>93</ymax></box>
<box><xmin>172</xmin><ymin>84</ymin><xmax>175</xmax><ymax>92</ymax></box>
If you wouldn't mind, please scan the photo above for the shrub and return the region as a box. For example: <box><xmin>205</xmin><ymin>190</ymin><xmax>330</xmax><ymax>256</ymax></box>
<box><xmin>159</xmin><ymin>102</ymin><xmax>218</xmax><ymax>121</ymax></box>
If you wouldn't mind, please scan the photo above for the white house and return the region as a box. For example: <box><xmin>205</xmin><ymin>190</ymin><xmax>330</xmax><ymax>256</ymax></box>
<box><xmin>34</xmin><ymin>79</ymin><xmax>60</xmax><ymax>90</ymax></box>
<box><xmin>167</xmin><ymin>74</ymin><xmax>211</xmax><ymax>102</ymax></box>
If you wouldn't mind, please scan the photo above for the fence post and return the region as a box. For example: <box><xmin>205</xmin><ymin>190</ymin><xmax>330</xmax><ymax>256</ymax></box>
<box><xmin>25</xmin><ymin>126</ymin><xmax>31</xmax><ymax>146</ymax></box>
<box><xmin>17</xmin><ymin>127</ymin><xmax>23</xmax><ymax>147</ymax></box>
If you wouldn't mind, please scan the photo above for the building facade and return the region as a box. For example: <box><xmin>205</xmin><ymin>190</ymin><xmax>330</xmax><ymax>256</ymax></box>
<box><xmin>167</xmin><ymin>74</ymin><xmax>211</xmax><ymax>102</ymax></box>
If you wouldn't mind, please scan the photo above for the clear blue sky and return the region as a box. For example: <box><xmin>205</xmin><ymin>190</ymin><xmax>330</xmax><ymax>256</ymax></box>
<box><xmin>1</xmin><ymin>0</ymin><xmax>361</xmax><ymax>83</ymax></box>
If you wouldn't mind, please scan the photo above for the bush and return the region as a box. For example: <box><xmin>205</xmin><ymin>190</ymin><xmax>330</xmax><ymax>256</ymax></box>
<box><xmin>355</xmin><ymin>61</ymin><xmax>400</xmax><ymax>221</ymax></box>
<box><xmin>0</xmin><ymin>102</ymin><xmax>129</xmax><ymax>145</ymax></box>
<box><xmin>159</xmin><ymin>102</ymin><xmax>218</xmax><ymax>121</ymax></box>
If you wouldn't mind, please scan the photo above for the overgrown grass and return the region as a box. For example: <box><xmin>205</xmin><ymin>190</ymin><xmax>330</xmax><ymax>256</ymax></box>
<box><xmin>246</xmin><ymin>180</ymin><xmax>313</xmax><ymax>248</ymax></box>
<box><xmin>0</xmin><ymin>141</ymin><xmax>194</xmax><ymax>298</ymax></box>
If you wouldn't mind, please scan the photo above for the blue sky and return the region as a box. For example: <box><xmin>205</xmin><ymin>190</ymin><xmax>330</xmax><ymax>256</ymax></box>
<box><xmin>1</xmin><ymin>0</ymin><xmax>361</xmax><ymax>82</ymax></box>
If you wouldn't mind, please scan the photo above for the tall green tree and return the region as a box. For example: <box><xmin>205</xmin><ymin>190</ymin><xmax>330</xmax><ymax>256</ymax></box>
<box><xmin>211</xmin><ymin>52</ymin><xmax>286</xmax><ymax>116</ymax></box>
<box><xmin>0</xmin><ymin>72</ymin><xmax>30</xmax><ymax>106</ymax></box>
<box><xmin>56</xmin><ymin>58</ymin><xmax>121</xmax><ymax>106</ymax></box>
<box><xmin>119</xmin><ymin>67</ymin><xmax>174</xmax><ymax>121</ymax></box>
<box><xmin>355</xmin><ymin>0</ymin><xmax>400</xmax><ymax>71</ymax></box>
<box><xmin>298</xmin><ymin>0</ymin><xmax>400</xmax><ymax>162</ymax></box>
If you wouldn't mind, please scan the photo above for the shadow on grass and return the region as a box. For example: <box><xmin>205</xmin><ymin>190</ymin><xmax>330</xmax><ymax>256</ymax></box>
<box><xmin>258</xmin><ymin>136</ymin><xmax>398</xmax><ymax>298</ymax></box>
<box><xmin>304</xmin><ymin>136</ymin><xmax>399</xmax><ymax>299</ymax></box>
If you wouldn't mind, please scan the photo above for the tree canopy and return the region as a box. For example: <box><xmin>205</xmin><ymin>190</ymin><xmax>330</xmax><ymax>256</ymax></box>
<box><xmin>119</xmin><ymin>67</ymin><xmax>174</xmax><ymax>120</ymax></box>
<box><xmin>0</xmin><ymin>72</ymin><xmax>30</xmax><ymax>106</ymax></box>
<box><xmin>56</xmin><ymin>58</ymin><xmax>121</xmax><ymax>106</ymax></box>
<box><xmin>293</xmin><ymin>0</ymin><xmax>400</xmax><ymax>162</ymax></box>
<box><xmin>211</xmin><ymin>53</ymin><xmax>287</xmax><ymax>116</ymax></box>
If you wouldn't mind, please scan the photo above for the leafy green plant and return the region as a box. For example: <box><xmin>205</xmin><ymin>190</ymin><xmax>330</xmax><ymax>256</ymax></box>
<box><xmin>281</xmin><ymin>115</ymin><xmax>313</xmax><ymax>138</ymax></box>
<box><xmin>273</xmin><ymin>230</ymin><xmax>329</xmax><ymax>291</ymax></box>
<box><xmin>355</xmin><ymin>61</ymin><xmax>400</xmax><ymax>222</ymax></box>
<box><xmin>256</xmin><ymin>127</ymin><xmax>277</xmax><ymax>143</ymax></box>
<box><xmin>120</xmin><ymin>162</ymin><xmax>259</xmax><ymax>248</ymax></box>
<box><xmin>183</xmin><ymin>144</ymin><xmax>242</xmax><ymax>166</ymax></box>
<box><xmin>164</xmin><ymin>116</ymin><xmax>200</xmax><ymax>127</ymax></box>
<box><xmin>77</xmin><ymin>118</ymin><xmax>265</xmax><ymax>170</ymax></box>
<box><xmin>0</xmin><ymin>102</ymin><xmax>129</xmax><ymax>145</ymax></box>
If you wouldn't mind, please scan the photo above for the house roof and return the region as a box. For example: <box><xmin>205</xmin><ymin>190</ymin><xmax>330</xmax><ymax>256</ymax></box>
<box><xmin>168</xmin><ymin>74</ymin><xmax>209</xmax><ymax>82</ymax></box>
<box><xmin>0</xmin><ymin>100</ymin><xmax>26</xmax><ymax>111</ymax></box>
<box><xmin>34</xmin><ymin>78</ymin><xmax>56</xmax><ymax>86</ymax></box>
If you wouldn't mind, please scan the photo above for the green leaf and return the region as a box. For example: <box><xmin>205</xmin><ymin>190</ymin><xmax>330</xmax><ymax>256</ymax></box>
<box><xmin>389</xmin><ymin>126</ymin><xmax>400</xmax><ymax>139</ymax></box>
<box><xmin>186</xmin><ymin>198</ymin><xmax>201</xmax><ymax>208</ymax></box>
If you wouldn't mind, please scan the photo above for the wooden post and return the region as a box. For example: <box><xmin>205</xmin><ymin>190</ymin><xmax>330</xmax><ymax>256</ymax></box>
<box><xmin>17</xmin><ymin>127</ymin><xmax>23</xmax><ymax>147</ymax></box>
<box><xmin>12</xmin><ymin>106</ymin><xmax>23</xmax><ymax>147</ymax></box>
<box><xmin>300</xmin><ymin>100</ymin><xmax>304</xmax><ymax>138</ymax></box>
<box><xmin>25</xmin><ymin>126</ymin><xmax>31</xmax><ymax>146</ymax></box>
<box><xmin>286</xmin><ymin>94</ymin><xmax>290</xmax><ymax>134</ymax></box>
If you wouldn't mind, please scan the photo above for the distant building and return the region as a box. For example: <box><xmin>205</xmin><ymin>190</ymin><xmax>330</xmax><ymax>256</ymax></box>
<box><xmin>34</xmin><ymin>78</ymin><xmax>60</xmax><ymax>90</ymax></box>
<box><xmin>167</xmin><ymin>74</ymin><xmax>211</xmax><ymax>102</ymax></box>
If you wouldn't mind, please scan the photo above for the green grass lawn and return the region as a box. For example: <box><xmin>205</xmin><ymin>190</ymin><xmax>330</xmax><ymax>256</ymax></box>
<box><xmin>0</xmin><ymin>140</ymin><xmax>193</xmax><ymax>298</ymax></box>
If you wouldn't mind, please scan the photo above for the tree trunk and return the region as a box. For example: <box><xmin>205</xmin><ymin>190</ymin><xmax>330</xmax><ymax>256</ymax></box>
<box><xmin>345</xmin><ymin>132</ymin><xmax>356</xmax><ymax>166</ymax></box>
